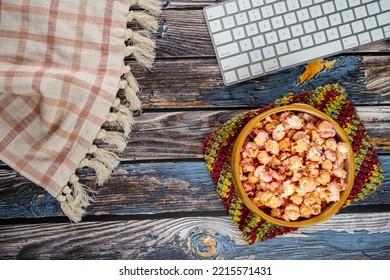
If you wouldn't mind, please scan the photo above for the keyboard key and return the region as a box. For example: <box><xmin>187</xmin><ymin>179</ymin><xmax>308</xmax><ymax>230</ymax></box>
<box><xmin>367</xmin><ymin>2</ymin><xmax>380</xmax><ymax>15</ymax></box>
<box><xmin>252</xmin><ymin>0</ymin><xmax>265</xmax><ymax>8</ymax></box>
<box><xmin>263</xmin><ymin>46</ymin><xmax>276</xmax><ymax>58</ymax></box>
<box><xmin>288</xmin><ymin>38</ymin><xmax>301</xmax><ymax>51</ymax></box>
<box><xmin>342</xmin><ymin>10</ymin><xmax>355</xmax><ymax>23</ymax></box>
<box><xmin>213</xmin><ymin>30</ymin><xmax>233</xmax><ymax>45</ymax></box>
<box><xmin>217</xmin><ymin>42</ymin><xmax>240</xmax><ymax>58</ymax></box>
<box><xmin>364</xmin><ymin>16</ymin><xmax>378</xmax><ymax>29</ymax></box>
<box><xmin>240</xmin><ymin>39</ymin><xmax>253</xmax><ymax>51</ymax></box>
<box><xmin>377</xmin><ymin>11</ymin><xmax>390</xmax><ymax>26</ymax></box>
<box><xmin>339</xmin><ymin>24</ymin><xmax>352</xmax><ymax>36</ymax></box>
<box><xmin>274</xmin><ymin>2</ymin><xmax>287</xmax><ymax>14</ymax></box>
<box><xmin>297</xmin><ymin>9</ymin><xmax>310</xmax><ymax>22</ymax></box>
<box><xmin>205</xmin><ymin>5</ymin><xmax>225</xmax><ymax>20</ymax></box>
<box><xmin>266</xmin><ymin>31</ymin><xmax>278</xmax><ymax>44</ymax></box>
<box><xmin>300</xmin><ymin>0</ymin><xmax>313</xmax><ymax>8</ymax></box>
<box><xmin>250</xmin><ymin>63</ymin><xmax>264</xmax><ymax>76</ymax></box>
<box><xmin>236</xmin><ymin>12</ymin><xmax>249</xmax><ymax>25</ymax></box>
<box><xmin>248</xmin><ymin>9</ymin><xmax>262</xmax><ymax>22</ymax></box>
<box><xmin>380</xmin><ymin>1</ymin><xmax>390</xmax><ymax>11</ymax></box>
<box><xmin>352</xmin><ymin>20</ymin><xmax>365</xmax><ymax>33</ymax></box>
<box><xmin>246</xmin><ymin>23</ymin><xmax>259</xmax><ymax>37</ymax></box>
<box><xmin>309</xmin><ymin>5</ymin><xmax>323</xmax><ymax>18</ymax></box>
<box><xmin>224</xmin><ymin>70</ymin><xmax>238</xmax><ymax>84</ymax></box>
<box><xmin>313</xmin><ymin>31</ymin><xmax>326</xmax><ymax>44</ymax></box>
<box><xmin>383</xmin><ymin>25</ymin><xmax>390</xmax><ymax>36</ymax></box>
<box><xmin>358</xmin><ymin>32</ymin><xmax>372</xmax><ymax>44</ymax></box>
<box><xmin>209</xmin><ymin>19</ymin><xmax>222</xmax><ymax>33</ymax></box>
<box><xmin>250</xmin><ymin>50</ymin><xmax>263</xmax><ymax>62</ymax></box>
<box><xmin>278</xmin><ymin>28</ymin><xmax>292</xmax><ymax>41</ymax></box>
<box><xmin>287</xmin><ymin>0</ymin><xmax>300</xmax><ymax>11</ymax></box>
<box><xmin>222</xmin><ymin>16</ymin><xmax>236</xmax><ymax>29</ymax></box>
<box><xmin>271</xmin><ymin>16</ymin><xmax>284</xmax><ymax>29</ymax></box>
<box><xmin>275</xmin><ymin>42</ymin><xmax>288</xmax><ymax>55</ymax></box>
<box><xmin>335</xmin><ymin>0</ymin><xmax>348</xmax><ymax>11</ymax></box>
<box><xmin>348</xmin><ymin>0</ymin><xmax>361</xmax><ymax>8</ymax></box>
<box><xmin>225</xmin><ymin>2</ymin><xmax>238</xmax><ymax>15</ymax></box>
<box><xmin>279</xmin><ymin>40</ymin><xmax>343</xmax><ymax>67</ymax></box>
<box><xmin>220</xmin><ymin>53</ymin><xmax>250</xmax><ymax>71</ymax></box>
<box><xmin>261</xmin><ymin>5</ymin><xmax>274</xmax><ymax>18</ymax></box>
<box><xmin>263</xmin><ymin>58</ymin><xmax>279</xmax><ymax>72</ymax></box>
<box><xmin>329</xmin><ymin>13</ymin><xmax>342</xmax><ymax>27</ymax></box>
<box><xmin>316</xmin><ymin>17</ymin><xmax>329</xmax><ymax>30</ymax></box>
<box><xmin>322</xmin><ymin>2</ymin><xmax>335</xmax><ymax>14</ymax></box>
<box><xmin>342</xmin><ymin>35</ymin><xmax>359</xmax><ymax>49</ymax></box>
<box><xmin>284</xmin><ymin>13</ymin><xmax>297</xmax><ymax>25</ymax></box>
<box><xmin>233</xmin><ymin>27</ymin><xmax>245</xmax><ymax>40</ymax></box>
<box><xmin>258</xmin><ymin>19</ymin><xmax>272</xmax><ymax>32</ymax></box>
<box><xmin>291</xmin><ymin>24</ymin><xmax>304</xmax><ymax>37</ymax></box>
<box><xmin>252</xmin><ymin>34</ymin><xmax>266</xmax><ymax>47</ymax></box>
<box><xmin>238</xmin><ymin>0</ymin><xmax>252</xmax><ymax>11</ymax></box>
<box><xmin>327</xmin><ymin>27</ymin><xmax>340</xmax><ymax>40</ymax></box>
<box><xmin>301</xmin><ymin>34</ymin><xmax>314</xmax><ymax>48</ymax></box>
<box><xmin>354</xmin><ymin>6</ymin><xmax>368</xmax><ymax>19</ymax></box>
<box><xmin>371</xmin><ymin>28</ymin><xmax>385</xmax><ymax>41</ymax></box>
<box><xmin>237</xmin><ymin>67</ymin><xmax>251</xmax><ymax>79</ymax></box>
<box><xmin>304</xmin><ymin>20</ymin><xmax>317</xmax><ymax>33</ymax></box>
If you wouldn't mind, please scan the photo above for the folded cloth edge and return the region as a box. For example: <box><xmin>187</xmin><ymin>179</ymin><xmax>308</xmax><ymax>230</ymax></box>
<box><xmin>56</xmin><ymin>0</ymin><xmax>162</xmax><ymax>222</ymax></box>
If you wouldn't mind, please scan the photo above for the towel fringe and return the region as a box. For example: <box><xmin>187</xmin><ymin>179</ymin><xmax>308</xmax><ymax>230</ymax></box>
<box><xmin>57</xmin><ymin>0</ymin><xmax>161</xmax><ymax>222</ymax></box>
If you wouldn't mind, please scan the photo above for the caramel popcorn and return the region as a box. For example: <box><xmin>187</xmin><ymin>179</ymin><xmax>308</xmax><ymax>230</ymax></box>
<box><xmin>239</xmin><ymin>111</ymin><xmax>349</xmax><ymax>222</ymax></box>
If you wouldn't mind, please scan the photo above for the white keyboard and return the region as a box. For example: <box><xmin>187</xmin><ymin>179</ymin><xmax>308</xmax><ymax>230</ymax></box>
<box><xmin>204</xmin><ymin>0</ymin><xmax>390</xmax><ymax>86</ymax></box>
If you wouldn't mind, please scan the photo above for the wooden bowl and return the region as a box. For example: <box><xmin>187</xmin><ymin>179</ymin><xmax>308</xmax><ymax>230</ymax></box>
<box><xmin>231</xmin><ymin>104</ymin><xmax>355</xmax><ymax>227</ymax></box>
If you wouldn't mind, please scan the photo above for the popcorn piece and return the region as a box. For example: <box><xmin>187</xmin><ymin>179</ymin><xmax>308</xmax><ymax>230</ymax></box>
<box><xmin>254</xmin><ymin>130</ymin><xmax>269</xmax><ymax>147</ymax></box>
<box><xmin>254</xmin><ymin>165</ymin><xmax>272</xmax><ymax>182</ymax></box>
<box><xmin>282</xmin><ymin>203</ymin><xmax>300</xmax><ymax>221</ymax></box>
<box><xmin>283</xmin><ymin>115</ymin><xmax>304</xmax><ymax>130</ymax></box>
<box><xmin>318</xmin><ymin>120</ymin><xmax>336</xmax><ymax>138</ymax></box>
<box><xmin>272</xmin><ymin>123</ymin><xmax>286</xmax><ymax>141</ymax></box>
<box><xmin>265</xmin><ymin>139</ymin><xmax>280</xmax><ymax>155</ymax></box>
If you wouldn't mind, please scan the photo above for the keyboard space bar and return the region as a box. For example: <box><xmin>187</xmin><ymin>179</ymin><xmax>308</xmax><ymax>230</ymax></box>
<box><xmin>279</xmin><ymin>41</ymin><xmax>343</xmax><ymax>68</ymax></box>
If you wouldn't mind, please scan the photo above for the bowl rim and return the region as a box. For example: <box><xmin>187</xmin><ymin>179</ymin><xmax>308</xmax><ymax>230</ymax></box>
<box><xmin>231</xmin><ymin>103</ymin><xmax>355</xmax><ymax>227</ymax></box>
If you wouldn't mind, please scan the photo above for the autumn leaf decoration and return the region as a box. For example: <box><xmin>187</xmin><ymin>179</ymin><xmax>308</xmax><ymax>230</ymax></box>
<box><xmin>299</xmin><ymin>59</ymin><xmax>336</xmax><ymax>84</ymax></box>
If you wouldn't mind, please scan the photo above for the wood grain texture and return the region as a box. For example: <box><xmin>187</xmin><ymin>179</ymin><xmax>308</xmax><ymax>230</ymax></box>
<box><xmin>0</xmin><ymin>213</ymin><xmax>389</xmax><ymax>259</ymax></box>
<box><xmin>131</xmin><ymin>56</ymin><xmax>390</xmax><ymax>109</ymax></box>
<box><xmin>1</xmin><ymin>156</ymin><xmax>389</xmax><ymax>219</ymax></box>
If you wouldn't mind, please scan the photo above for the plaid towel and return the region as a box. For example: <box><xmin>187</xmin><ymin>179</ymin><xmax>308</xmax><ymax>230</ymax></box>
<box><xmin>203</xmin><ymin>84</ymin><xmax>384</xmax><ymax>244</ymax></box>
<box><xmin>0</xmin><ymin>0</ymin><xmax>161</xmax><ymax>222</ymax></box>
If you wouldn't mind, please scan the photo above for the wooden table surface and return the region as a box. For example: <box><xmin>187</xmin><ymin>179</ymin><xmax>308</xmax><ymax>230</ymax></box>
<box><xmin>1</xmin><ymin>1</ymin><xmax>390</xmax><ymax>259</ymax></box>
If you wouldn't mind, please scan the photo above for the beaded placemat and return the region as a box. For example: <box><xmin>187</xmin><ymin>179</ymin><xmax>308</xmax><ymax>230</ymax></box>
<box><xmin>202</xmin><ymin>84</ymin><xmax>384</xmax><ymax>244</ymax></box>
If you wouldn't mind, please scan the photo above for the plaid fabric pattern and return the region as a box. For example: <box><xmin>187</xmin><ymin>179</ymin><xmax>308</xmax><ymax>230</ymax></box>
<box><xmin>0</xmin><ymin>0</ymin><xmax>128</xmax><ymax>197</ymax></box>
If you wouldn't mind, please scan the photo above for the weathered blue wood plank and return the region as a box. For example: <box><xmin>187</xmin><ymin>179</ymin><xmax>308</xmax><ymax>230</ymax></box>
<box><xmin>136</xmin><ymin>56</ymin><xmax>389</xmax><ymax>109</ymax></box>
<box><xmin>0</xmin><ymin>155</ymin><xmax>389</xmax><ymax>219</ymax></box>
<box><xmin>0</xmin><ymin>214</ymin><xmax>388</xmax><ymax>259</ymax></box>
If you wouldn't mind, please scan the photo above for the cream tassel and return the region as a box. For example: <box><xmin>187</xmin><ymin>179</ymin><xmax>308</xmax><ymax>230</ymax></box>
<box><xmin>96</xmin><ymin>129</ymin><xmax>128</xmax><ymax>152</ymax></box>
<box><xmin>123</xmin><ymin>68</ymin><xmax>140</xmax><ymax>93</ymax></box>
<box><xmin>57</xmin><ymin>174</ymin><xmax>93</xmax><ymax>222</ymax></box>
<box><xmin>119</xmin><ymin>80</ymin><xmax>141</xmax><ymax>111</ymax></box>
<box><xmin>129</xmin><ymin>0</ymin><xmax>162</xmax><ymax>16</ymax></box>
<box><xmin>127</xmin><ymin>10</ymin><xmax>159</xmax><ymax>33</ymax></box>
<box><xmin>124</xmin><ymin>45</ymin><xmax>155</xmax><ymax>70</ymax></box>
<box><xmin>125</xmin><ymin>29</ymin><xmax>155</xmax><ymax>52</ymax></box>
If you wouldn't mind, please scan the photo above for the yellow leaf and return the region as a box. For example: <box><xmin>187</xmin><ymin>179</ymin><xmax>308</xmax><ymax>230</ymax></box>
<box><xmin>299</xmin><ymin>59</ymin><xmax>337</xmax><ymax>84</ymax></box>
<box><xmin>324</xmin><ymin>59</ymin><xmax>336</xmax><ymax>69</ymax></box>
<box><xmin>299</xmin><ymin>59</ymin><xmax>325</xmax><ymax>84</ymax></box>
